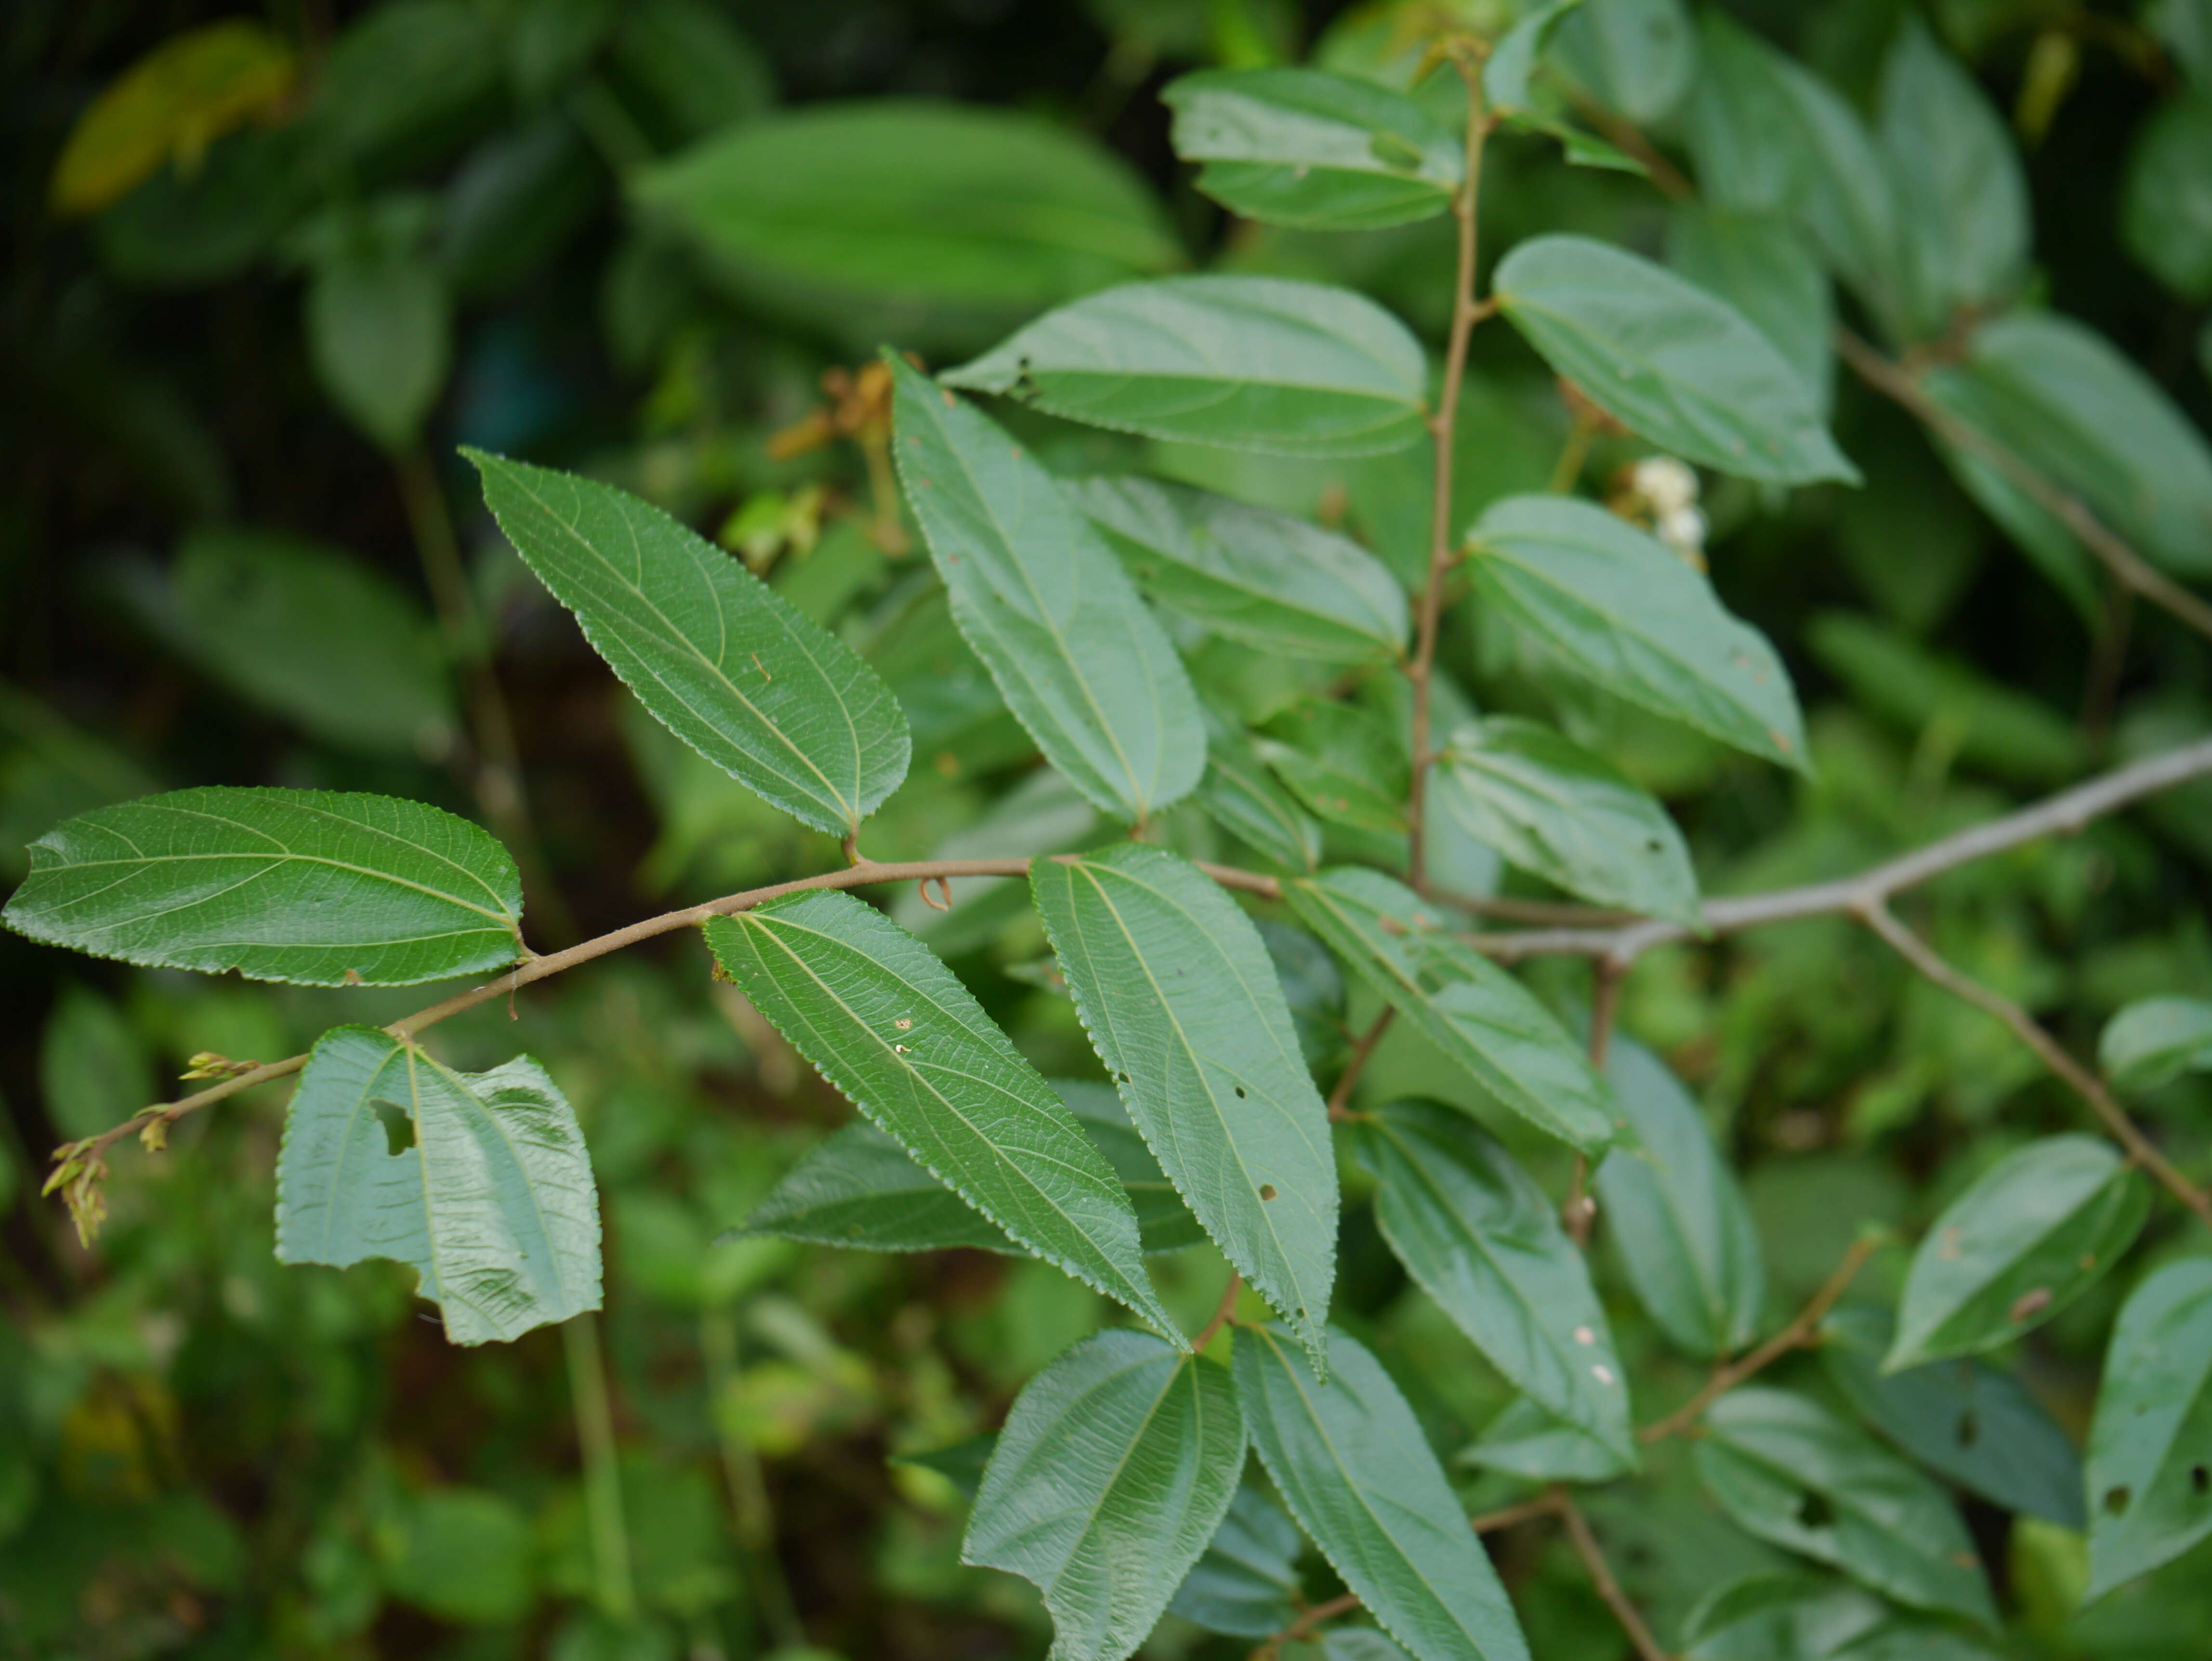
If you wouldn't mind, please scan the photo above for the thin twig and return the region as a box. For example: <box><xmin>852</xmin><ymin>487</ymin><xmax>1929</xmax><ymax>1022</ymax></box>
<box><xmin>1407</xmin><ymin>59</ymin><xmax>1494</xmax><ymax>885</ymax></box>
<box><xmin>1327</xmin><ymin>1009</ymin><xmax>1395</xmax><ymax>1121</ymax></box>
<box><xmin>1468</xmin><ymin>1491</ymin><xmax>1563</xmax><ymax>1534</ymax></box>
<box><xmin>1564</xmin><ymin>964</ymin><xmax>1625</xmax><ymax>1248</ymax></box>
<box><xmin>1553</xmin><ymin>1488</ymin><xmax>1671</xmax><ymax>1661</ymax></box>
<box><xmin>1258</xmin><ymin>1591</ymin><xmax>1363</xmax><ymax>1656</ymax></box>
<box><xmin>1194</xmin><ymin>1271</ymin><xmax>1243</xmax><ymax>1350</ymax></box>
<box><xmin>1862</xmin><ymin>903</ymin><xmax>2212</xmax><ymax>1230</ymax></box>
<box><xmin>1639</xmin><ymin>1234</ymin><xmax>1884</xmax><ymax>1444</ymax></box>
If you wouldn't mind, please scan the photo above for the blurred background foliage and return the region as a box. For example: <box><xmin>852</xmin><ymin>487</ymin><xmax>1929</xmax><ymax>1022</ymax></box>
<box><xmin>4</xmin><ymin>0</ymin><xmax>2212</xmax><ymax>1657</ymax></box>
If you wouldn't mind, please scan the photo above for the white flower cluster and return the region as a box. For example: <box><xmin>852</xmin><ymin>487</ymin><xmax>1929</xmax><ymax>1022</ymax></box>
<box><xmin>1628</xmin><ymin>455</ymin><xmax>1707</xmax><ymax>564</ymax></box>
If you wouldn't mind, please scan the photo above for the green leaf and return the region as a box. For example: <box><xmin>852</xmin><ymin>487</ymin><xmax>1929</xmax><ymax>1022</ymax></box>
<box><xmin>887</xmin><ymin>358</ymin><xmax>1205</xmax><ymax>824</ymax></box>
<box><xmin>1195</xmin><ymin>726</ymin><xmax>1325</xmax><ymax>873</ymax></box>
<box><xmin>1821</xmin><ymin>1304</ymin><xmax>2085</xmax><ymax>1529</ymax></box>
<box><xmin>1463</xmin><ymin>496</ymin><xmax>1808</xmax><ymax>770</ymax></box>
<box><xmin>1430</xmin><ymin>717</ymin><xmax>1698</xmax><ymax>923</ymax></box>
<box><xmin>631</xmin><ymin>100</ymin><xmax>1179</xmax><ymax>352</ymax></box>
<box><xmin>1484</xmin><ymin>1</ymin><xmax>1587</xmax><ymax>112</ymax></box>
<box><xmin>305</xmin><ymin>237</ymin><xmax>450</xmax><ymax>451</ymax></box>
<box><xmin>1887</xmin><ymin>1135</ymin><xmax>2149</xmax><ymax>1371</ymax></box>
<box><xmin>275</xmin><ymin>1026</ymin><xmax>602</xmax><ymax>1345</ymax></box>
<box><xmin>2086</xmin><ymin>1257</ymin><xmax>2212</xmax><ymax>1597</ymax></box>
<box><xmin>1460</xmin><ymin>1396</ymin><xmax>1632</xmax><ymax>1485</ymax></box>
<box><xmin>1237</xmin><ymin>1325</ymin><xmax>1531</xmax><ymax>1661</ymax></box>
<box><xmin>1593</xmin><ymin>1037</ymin><xmax>1764</xmax><ymax>1360</ymax></box>
<box><xmin>4</xmin><ymin>786</ymin><xmax>523</xmax><ymax>986</ymax></box>
<box><xmin>891</xmin><ymin>1433</ymin><xmax>997</xmax><ymax>1501</ymax></box>
<box><xmin>1031</xmin><ymin>844</ymin><xmax>1338</xmax><ymax>1364</ymax></box>
<box><xmin>1260</xmin><ymin>918</ymin><xmax>1351</xmax><ymax>1072</ymax></box>
<box><xmin>1876</xmin><ymin>15</ymin><xmax>2030</xmax><ymax>338</ymax></box>
<box><xmin>1551</xmin><ymin>0</ymin><xmax>1696</xmax><ymax>126</ymax></box>
<box><xmin>160</xmin><ymin>527</ymin><xmax>455</xmax><ymax>755</ymax></box>
<box><xmin>1057</xmin><ymin>1080</ymin><xmax>1210</xmax><ymax>1255</ymax></box>
<box><xmin>1168</xmin><ymin>1478</ymin><xmax>1306</xmax><ymax>1637</ymax></box>
<box><xmin>1067</xmin><ymin>475</ymin><xmax>1408</xmax><ymax>663</ymax></box>
<box><xmin>1694</xmin><ymin>1387</ymin><xmax>1997</xmax><ymax>1626</ymax></box>
<box><xmin>1681</xmin><ymin>1572</ymin><xmax>2002</xmax><ymax>1661</ymax></box>
<box><xmin>2122</xmin><ymin>92</ymin><xmax>2212</xmax><ymax>301</ymax></box>
<box><xmin>2102</xmin><ymin>996</ymin><xmax>2212</xmax><ymax>1092</ymax></box>
<box><xmin>602</xmin><ymin>0</ymin><xmax>774</xmax><ymax>145</ymax></box>
<box><xmin>469</xmin><ymin>451</ymin><xmax>911</xmax><ymax>837</ymax></box>
<box><xmin>966</xmin><ymin>1331</ymin><xmax>1243</xmax><ymax>1661</ymax></box>
<box><xmin>735</xmin><ymin>1123</ymin><xmax>1011</xmax><ymax>1255</ymax></box>
<box><xmin>1287</xmin><ymin>867</ymin><xmax>1617</xmax><ymax>1154</ymax></box>
<box><xmin>1162</xmin><ymin>66</ymin><xmax>1462</xmax><ymax>230</ymax></box>
<box><xmin>1492</xmin><ymin>234</ymin><xmax>1857</xmax><ymax>486</ymax></box>
<box><xmin>384</xmin><ymin>1485</ymin><xmax>536</xmax><ymax>1623</ymax></box>
<box><xmin>40</xmin><ymin>983</ymin><xmax>154</xmax><ymax>1141</ymax></box>
<box><xmin>1259</xmin><ymin>699</ymin><xmax>1409</xmax><ymax>836</ymax></box>
<box><xmin>703</xmin><ymin>894</ymin><xmax>1176</xmax><ymax>1338</ymax></box>
<box><xmin>1358</xmin><ymin>1100</ymin><xmax>1635</xmax><ymax>1462</ymax></box>
<box><xmin>1665</xmin><ymin>206</ymin><xmax>1833</xmax><ymax>411</ymax></box>
<box><xmin>1920</xmin><ymin>310</ymin><xmax>2212</xmax><ymax>581</ymax></box>
<box><xmin>942</xmin><ymin>276</ymin><xmax>1429</xmax><ymax>457</ymax></box>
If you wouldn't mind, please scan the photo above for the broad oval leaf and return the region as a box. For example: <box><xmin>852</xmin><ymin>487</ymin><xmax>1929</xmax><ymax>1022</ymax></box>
<box><xmin>306</xmin><ymin>240</ymin><xmax>450</xmax><ymax>451</ymax></box>
<box><xmin>1666</xmin><ymin>205</ymin><xmax>1833</xmax><ymax>412</ymax></box>
<box><xmin>1358</xmin><ymin>1100</ymin><xmax>1635</xmax><ymax>1463</ymax></box>
<box><xmin>1168</xmin><ymin>1478</ymin><xmax>1307</xmax><ymax>1637</ymax></box>
<box><xmin>1460</xmin><ymin>1395</ymin><xmax>1632</xmax><ymax>1485</ymax></box>
<box><xmin>1195</xmin><ymin>727</ymin><xmax>1326</xmax><ymax>873</ymax></box>
<box><xmin>1820</xmin><ymin>1304</ymin><xmax>2085</xmax><ymax>1529</ymax></box>
<box><xmin>4</xmin><ymin>787</ymin><xmax>523</xmax><ymax>986</ymax></box>
<box><xmin>2102</xmin><ymin>995</ymin><xmax>2212</xmax><ymax>1093</ymax></box>
<box><xmin>1431</xmin><ymin>717</ymin><xmax>1698</xmax><ymax>924</ymax></box>
<box><xmin>2086</xmin><ymin>1257</ymin><xmax>2212</xmax><ymax>1598</ymax></box>
<box><xmin>630</xmin><ymin>99</ymin><xmax>1180</xmax><ymax>351</ymax></box>
<box><xmin>1162</xmin><ymin>66</ymin><xmax>1462</xmax><ymax>230</ymax></box>
<box><xmin>1886</xmin><ymin>1135</ymin><xmax>2149</xmax><ymax>1372</ymax></box>
<box><xmin>942</xmin><ymin>275</ymin><xmax>1429</xmax><ymax>457</ymax></box>
<box><xmin>1694</xmin><ymin>1386</ymin><xmax>1998</xmax><ymax>1626</ymax></box>
<box><xmin>703</xmin><ymin>894</ymin><xmax>1176</xmax><ymax>1339</ymax></box>
<box><xmin>1593</xmin><ymin>1037</ymin><xmax>1764</xmax><ymax>1359</ymax></box>
<box><xmin>735</xmin><ymin>1122</ymin><xmax>1011</xmax><ymax>1255</ymax></box>
<box><xmin>2122</xmin><ymin>92</ymin><xmax>2212</xmax><ymax>301</ymax></box>
<box><xmin>1031</xmin><ymin>844</ymin><xmax>1338</xmax><ymax>1364</ymax></box>
<box><xmin>275</xmin><ymin>1026</ymin><xmax>602</xmax><ymax>1345</ymax></box>
<box><xmin>1068</xmin><ymin>475</ymin><xmax>1409</xmax><ymax>663</ymax></box>
<box><xmin>1286</xmin><ymin>867</ymin><xmax>1618</xmax><ymax>1153</ymax></box>
<box><xmin>1464</xmin><ymin>496</ymin><xmax>1808</xmax><ymax>770</ymax></box>
<box><xmin>1237</xmin><ymin>1325</ymin><xmax>1531</xmax><ymax>1661</ymax></box>
<box><xmin>966</xmin><ymin>1330</ymin><xmax>1243</xmax><ymax>1661</ymax></box>
<box><xmin>469</xmin><ymin>450</ymin><xmax>910</xmax><ymax>837</ymax></box>
<box><xmin>888</xmin><ymin>357</ymin><xmax>1205</xmax><ymax>823</ymax></box>
<box><xmin>1491</xmin><ymin>234</ymin><xmax>1858</xmax><ymax>486</ymax></box>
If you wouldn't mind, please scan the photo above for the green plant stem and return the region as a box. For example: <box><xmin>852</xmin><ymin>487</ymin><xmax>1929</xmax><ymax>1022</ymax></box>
<box><xmin>701</xmin><ymin>1308</ymin><xmax>805</xmax><ymax>1650</ymax></box>
<box><xmin>563</xmin><ymin>1311</ymin><xmax>636</xmax><ymax>1621</ymax></box>
<box><xmin>1406</xmin><ymin>57</ymin><xmax>1495</xmax><ymax>886</ymax></box>
<box><xmin>1325</xmin><ymin>1008</ymin><xmax>1394</xmax><ymax>1121</ymax></box>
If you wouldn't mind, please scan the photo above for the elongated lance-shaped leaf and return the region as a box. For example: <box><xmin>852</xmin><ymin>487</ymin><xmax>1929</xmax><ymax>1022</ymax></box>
<box><xmin>1066</xmin><ymin>475</ymin><xmax>1408</xmax><ymax>664</ymax></box>
<box><xmin>275</xmin><ymin>1026</ymin><xmax>602</xmax><ymax>1345</ymax></box>
<box><xmin>887</xmin><ymin>356</ymin><xmax>1205</xmax><ymax>823</ymax></box>
<box><xmin>1238</xmin><ymin>1325</ymin><xmax>1532</xmax><ymax>1661</ymax></box>
<box><xmin>467</xmin><ymin>450</ymin><xmax>910</xmax><ymax>836</ymax></box>
<box><xmin>1195</xmin><ymin>726</ymin><xmax>1325</xmax><ymax>873</ymax></box>
<box><xmin>2086</xmin><ymin>1257</ymin><xmax>2212</xmax><ymax>1597</ymax></box>
<box><xmin>942</xmin><ymin>275</ymin><xmax>1429</xmax><ymax>457</ymax></box>
<box><xmin>1492</xmin><ymin>235</ymin><xmax>1857</xmax><ymax>486</ymax></box>
<box><xmin>1162</xmin><ymin>66</ymin><xmax>1462</xmax><ymax>231</ymax></box>
<box><xmin>1464</xmin><ymin>497</ymin><xmax>1808</xmax><ymax>771</ymax></box>
<box><xmin>1286</xmin><ymin>868</ymin><xmax>1618</xmax><ymax>1153</ymax></box>
<box><xmin>965</xmin><ymin>1331</ymin><xmax>1243</xmax><ymax>1661</ymax></box>
<box><xmin>1056</xmin><ymin>1080</ymin><xmax>1210</xmax><ymax>1254</ymax></box>
<box><xmin>703</xmin><ymin>894</ymin><xmax>1177</xmax><ymax>1338</ymax></box>
<box><xmin>1594</xmin><ymin>1038</ymin><xmax>1764</xmax><ymax>1359</ymax></box>
<box><xmin>5</xmin><ymin>787</ymin><xmax>523</xmax><ymax>986</ymax></box>
<box><xmin>1357</xmin><ymin>1100</ymin><xmax>1635</xmax><ymax>1463</ymax></box>
<box><xmin>1886</xmin><ymin>1135</ymin><xmax>2148</xmax><ymax>1372</ymax></box>
<box><xmin>1431</xmin><ymin>717</ymin><xmax>1699</xmax><ymax>924</ymax></box>
<box><xmin>1031</xmin><ymin>844</ymin><xmax>1338</xmax><ymax>1366</ymax></box>
<box><xmin>1168</xmin><ymin>1478</ymin><xmax>1307</xmax><ymax>1637</ymax></box>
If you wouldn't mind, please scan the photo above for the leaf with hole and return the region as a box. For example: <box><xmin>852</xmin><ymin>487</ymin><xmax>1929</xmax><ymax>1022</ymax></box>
<box><xmin>4</xmin><ymin>787</ymin><xmax>523</xmax><ymax>986</ymax></box>
<box><xmin>1694</xmin><ymin>1386</ymin><xmax>1997</xmax><ymax>1626</ymax></box>
<box><xmin>1162</xmin><ymin>66</ymin><xmax>1462</xmax><ymax>230</ymax></box>
<box><xmin>704</xmin><ymin>893</ymin><xmax>1176</xmax><ymax>1340</ymax></box>
<box><xmin>2101</xmin><ymin>996</ymin><xmax>2212</xmax><ymax>1093</ymax></box>
<box><xmin>1237</xmin><ymin>1324</ymin><xmax>1530</xmax><ymax>1661</ymax></box>
<box><xmin>2086</xmin><ymin>1257</ymin><xmax>2212</xmax><ymax>1598</ymax></box>
<box><xmin>942</xmin><ymin>276</ymin><xmax>1428</xmax><ymax>457</ymax></box>
<box><xmin>1491</xmin><ymin>234</ymin><xmax>1857</xmax><ymax>486</ymax></box>
<box><xmin>1168</xmin><ymin>1478</ymin><xmax>1306</xmax><ymax>1638</ymax></box>
<box><xmin>1464</xmin><ymin>496</ymin><xmax>1807</xmax><ymax>771</ymax></box>
<box><xmin>1031</xmin><ymin>844</ymin><xmax>1337</xmax><ymax>1366</ymax></box>
<box><xmin>275</xmin><ymin>1025</ymin><xmax>602</xmax><ymax>1345</ymax></box>
<box><xmin>965</xmin><ymin>1330</ymin><xmax>1243</xmax><ymax>1661</ymax></box>
<box><xmin>1886</xmin><ymin>1135</ymin><xmax>2148</xmax><ymax>1372</ymax></box>
<box><xmin>469</xmin><ymin>450</ymin><xmax>910</xmax><ymax>837</ymax></box>
<box><xmin>888</xmin><ymin>357</ymin><xmax>1204</xmax><ymax>824</ymax></box>
<box><xmin>1286</xmin><ymin>867</ymin><xmax>1618</xmax><ymax>1154</ymax></box>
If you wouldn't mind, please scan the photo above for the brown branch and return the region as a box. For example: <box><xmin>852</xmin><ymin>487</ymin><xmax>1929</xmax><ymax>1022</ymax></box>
<box><xmin>1194</xmin><ymin>1271</ymin><xmax>1243</xmax><ymax>1351</ymax></box>
<box><xmin>1834</xmin><ymin>327</ymin><xmax>2212</xmax><ymax>645</ymax></box>
<box><xmin>1258</xmin><ymin>1591</ymin><xmax>1363</xmax><ymax>1657</ymax></box>
<box><xmin>1553</xmin><ymin>1488</ymin><xmax>1671</xmax><ymax>1661</ymax></box>
<box><xmin>1640</xmin><ymin>1233</ymin><xmax>1884</xmax><ymax>1444</ymax></box>
<box><xmin>1327</xmin><ymin>1008</ymin><xmax>1395</xmax><ymax>1121</ymax></box>
<box><xmin>1863</xmin><ymin>903</ymin><xmax>2212</xmax><ymax>1231</ymax></box>
<box><xmin>1468</xmin><ymin>1491</ymin><xmax>1564</xmax><ymax>1534</ymax></box>
<box><xmin>1407</xmin><ymin>62</ymin><xmax>1495</xmax><ymax>885</ymax></box>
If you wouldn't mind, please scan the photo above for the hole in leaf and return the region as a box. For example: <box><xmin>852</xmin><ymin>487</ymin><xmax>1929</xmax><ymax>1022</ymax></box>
<box><xmin>1795</xmin><ymin>1492</ymin><xmax>1835</xmax><ymax>1529</ymax></box>
<box><xmin>1234</xmin><ymin>1085</ymin><xmax>1247</xmax><ymax>1099</ymax></box>
<box><xmin>1259</xmin><ymin>1184</ymin><xmax>1278</xmax><ymax>1200</ymax></box>
<box><xmin>1956</xmin><ymin>1410</ymin><xmax>1979</xmax><ymax>1449</ymax></box>
<box><xmin>1115</xmin><ymin>1071</ymin><xmax>1129</xmax><ymax>1083</ymax></box>
<box><xmin>2105</xmin><ymin>1485</ymin><xmax>2133</xmax><ymax>1516</ymax></box>
<box><xmin>2194</xmin><ymin>1465</ymin><xmax>2209</xmax><ymax>1496</ymax></box>
<box><xmin>371</xmin><ymin>1098</ymin><xmax>414</xmax><ymax>1158</ymax></box>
